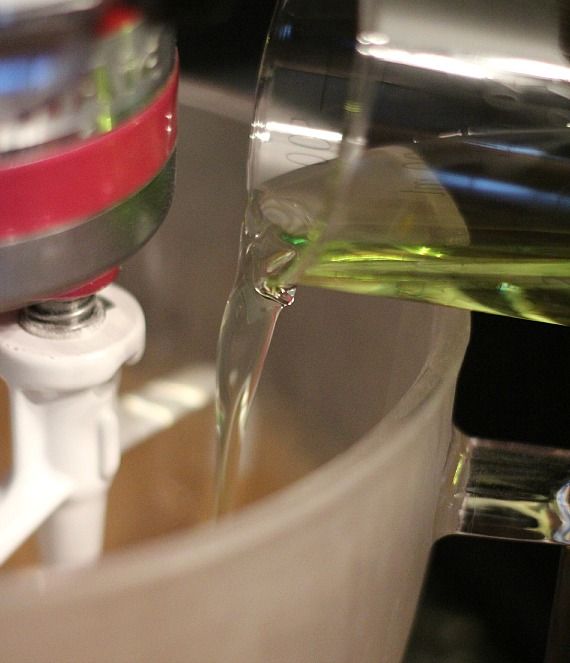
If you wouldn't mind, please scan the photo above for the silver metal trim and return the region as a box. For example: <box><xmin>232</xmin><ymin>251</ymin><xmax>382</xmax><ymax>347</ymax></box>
<box><xmin>0</xmin><ymin>10</ymin><xmax>176</xmax><ymax>154</ymax></box>
<box><xmin>20</xmin><ymin>295</ymin><xmax>105</xmax><ymax>337</ymax></box>
<box><xmin>0</xmin><ymin>151</ymin><xmax>175</xmax><ymax>311</ymax></box>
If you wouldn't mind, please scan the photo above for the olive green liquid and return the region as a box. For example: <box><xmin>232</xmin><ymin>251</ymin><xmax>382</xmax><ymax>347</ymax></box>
<box><xmin>287</xmin><ymin>240</ymin><xmax>570</xmax><ymax>325</ymax></box>
<box><xmin>259</xmin><ymin>132</ymin><xmax>570</xmax><ymax>326</ymax></box>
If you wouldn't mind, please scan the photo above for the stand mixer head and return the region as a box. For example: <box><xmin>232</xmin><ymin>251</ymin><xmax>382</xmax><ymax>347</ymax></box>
<box><xmin>0</xmin><ymin>0</ymin><xmax>178</xmax><ymax>568</ymax></box>
<box><xmin>0</xmin><ymin>0</ymin><xmax>177</xmax><ymax>311</ymax></box>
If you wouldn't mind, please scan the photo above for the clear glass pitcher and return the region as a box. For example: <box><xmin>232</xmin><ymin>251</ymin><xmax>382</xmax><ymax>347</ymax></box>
<box><xmin>249</xmin><ymin>0</ymin><xmax>570</xmax><ymax>325</ymax></box>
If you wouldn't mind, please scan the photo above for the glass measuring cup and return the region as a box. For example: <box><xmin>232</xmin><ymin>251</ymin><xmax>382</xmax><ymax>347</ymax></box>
<box><xmin>245</xmin><ymin>1</ymin><xmax>570</xmax><ymax>658</ymax></box>
<box><xmin>249</xmin><ymin>0</ymin><xmax>570</xmax><ymax>325</ymax></box>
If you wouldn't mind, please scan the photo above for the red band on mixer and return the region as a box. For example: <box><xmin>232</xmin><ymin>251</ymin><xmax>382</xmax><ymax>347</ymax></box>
<box><xmin>0</xmin><ymin>66</ymin><xmax>178</xmax><ymax>240</ymax></box>
<box><xmin>48</xmin><ymin>268</ymin><xmax>121</xmax><ymax>301</ymax></box>
<box><xmin>97</xmin><ymin>4</ymin><xmax>143</xmax><ymax>35</ymax></box>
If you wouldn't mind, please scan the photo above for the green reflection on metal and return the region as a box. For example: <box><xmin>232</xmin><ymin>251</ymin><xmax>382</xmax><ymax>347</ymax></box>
<box><xmin>453</xmin><ymin>452</ymin><xmax>466</xmax><ymax>487</ymax></box>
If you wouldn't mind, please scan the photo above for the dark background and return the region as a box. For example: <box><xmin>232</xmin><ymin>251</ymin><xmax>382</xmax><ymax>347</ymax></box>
<box><xmin>132</xmin><ymin>0</ymin><xmax>570</xmax><ymax>659</ymax></box>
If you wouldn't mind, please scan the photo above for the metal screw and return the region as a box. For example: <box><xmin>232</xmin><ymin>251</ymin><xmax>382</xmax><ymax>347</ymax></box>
<box><xmin>20</xmin><ymin>295</ymin><xmax>105</xmax><ymax>338</ymax></box>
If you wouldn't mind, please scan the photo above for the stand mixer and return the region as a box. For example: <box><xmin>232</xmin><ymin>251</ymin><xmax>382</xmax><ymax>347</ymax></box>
<box><xmin>0</xmin><ymin>0</ymin><xmax>177</xmax><ymax>566</ymax></box>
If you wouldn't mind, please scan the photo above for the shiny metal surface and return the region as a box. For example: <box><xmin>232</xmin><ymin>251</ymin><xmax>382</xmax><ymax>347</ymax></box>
<box><xmin>20</xmin><ymin>295</ymin><xmax>105</xmax><ymax>336</ymax></box>
<box><xmin>0</xmin><ymin>1</ymin><xmax>100</xmax><ymax>126</ymax></box>
<box><xmin>0</xmin><ymin>153</ymin><xmax>175</xmax><ymax>311</ymax></box>
<box><xmin>0</xmin><ymin>3</ymin><xmax>177</xmax><ymax>310</ymax></box>
<box><xmin>440</xmin><ymin>433</ymin><xmax>570</xmax><ymax>544</ymax></box>
<box><xmin>0</xmin><ymin>15</ymin><xmax>175</xmax><ymax>154</ymax></box>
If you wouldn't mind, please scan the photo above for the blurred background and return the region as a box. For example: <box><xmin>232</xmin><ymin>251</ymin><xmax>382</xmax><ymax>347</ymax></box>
<box><xmin>141</xmin><ymin>0</ymin><xmax>570</xmax><ymax>660</ymax></box>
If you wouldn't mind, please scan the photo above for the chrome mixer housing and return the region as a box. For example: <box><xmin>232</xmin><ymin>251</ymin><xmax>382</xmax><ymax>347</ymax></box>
<box><xmin>0</xmin><ymin>0</ymin><xmax>177</xmax><ymax>309</ymax></box>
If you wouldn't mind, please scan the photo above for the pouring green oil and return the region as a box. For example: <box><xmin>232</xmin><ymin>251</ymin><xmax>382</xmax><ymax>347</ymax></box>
<box><xmin>216</xmin><ymin>130</ymin><xmax>570</xmax><ymax>513</ymax></box>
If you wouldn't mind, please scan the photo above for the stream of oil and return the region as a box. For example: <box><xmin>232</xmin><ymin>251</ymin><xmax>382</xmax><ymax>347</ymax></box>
<box><xmin>214</xmin><ymin>222</ymin><xmax>295</xmax><ymax>515</ymax></box>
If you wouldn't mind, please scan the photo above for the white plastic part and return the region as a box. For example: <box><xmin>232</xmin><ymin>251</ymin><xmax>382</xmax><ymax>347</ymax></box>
<box><xmin>0</xmin><ymin>284</ymin><xmax>144</xmax><ymax>567</ymax></box>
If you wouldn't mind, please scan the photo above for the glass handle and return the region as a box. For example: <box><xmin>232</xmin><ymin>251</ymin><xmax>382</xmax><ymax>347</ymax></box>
<box><xmin>438</xmin><ymin>431</ymin><xmax>570</xmax><ymax>544</ymax></box>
